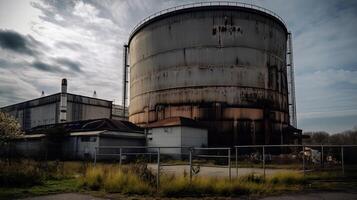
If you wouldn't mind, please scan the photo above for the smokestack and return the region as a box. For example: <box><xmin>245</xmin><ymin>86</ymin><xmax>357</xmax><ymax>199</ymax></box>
<box><xmin>59</xmin><ymin>78</ymin><xmax>67</xmax><ymax>123</ymax></box>
<box><xmin>93</xmin><ymin>90</ymin><xmax>97</xmax><ymax>98</ymax></box>
<box><xmin>41</xmin><ymin>91</ymin><xmax>45</xmax><ymax>97</ymax></box>
<box><xmin>61</xmin><ymin>78</ymin><xmax>67</xmax><ymax>93</ymax></box>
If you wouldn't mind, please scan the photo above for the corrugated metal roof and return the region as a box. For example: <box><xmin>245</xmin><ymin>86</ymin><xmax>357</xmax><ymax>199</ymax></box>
<box><xmin>27</xmin><ymin>118</ymin><xmax>144</xmax><ymax>134</ymax></box>
<box><xmin>69</xmin><ymin>131</ymin><xmax>145</xmax><ymax>138</ymax></box>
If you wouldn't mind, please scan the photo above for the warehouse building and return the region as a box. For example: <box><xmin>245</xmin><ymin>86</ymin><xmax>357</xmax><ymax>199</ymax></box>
<box><xmin>12</xmin><ymin>118</ymin><xmax>145</xmax><ymax>160</ymax></box>
<box><xmin>0</xmin><ymin>78</ymin><xmax>128</xmax><ymax>130</ymax></box>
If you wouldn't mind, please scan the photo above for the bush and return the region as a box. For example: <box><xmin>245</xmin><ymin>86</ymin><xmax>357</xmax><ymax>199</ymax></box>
<box><xmin>0</xmin><ymin>164</ymin><xmax>43</xmax><ymax>187</ymax></box>
<box><xmin>79</xmin><ymin>166</ymin><xmax>104</xmax><ymax>190</ymax></box>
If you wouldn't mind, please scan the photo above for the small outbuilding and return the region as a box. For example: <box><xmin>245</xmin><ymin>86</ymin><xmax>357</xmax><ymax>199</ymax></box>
<box><xmin>146</xmin><ymin>117</ymin><xmax>208</xmax><ymax>156</ymax></box>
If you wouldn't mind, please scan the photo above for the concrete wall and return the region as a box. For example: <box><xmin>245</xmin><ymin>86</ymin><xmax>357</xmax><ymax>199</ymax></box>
<box><xmin>67</xmin><ymin>102</ymin><xmax>111</xmax><ymax>122</ymax></box>
<box><xmin>181</xmin><ymin>127</ymin><xmax>208</xmax><ymax>148</ymax></box>
<box><xmin>0</xmin><ymin>94</ymin><xmax>60</xmax><ymax>130</ymax></box>
<box><xmin>112</xmin><ymin>104</ymin><xmax>129</xmax><ymax>121</ymax></box>
<box><xmin>67</xmin><ymin>94</ymin><xmax>112</xmax><ymax>122</ymax></box>
<box><xmin>147</xmin><ymin>127</ymin><xmax>182</xmax><ymax>155</ymax></box>
<box><xmin>147</xmin><ymin>126</ymin><xmax>208</xmax><ymax>155</ymax></box>
<box><xmin>0</xmin><ymin>93</ymin><xmax>112</xmax><ymax>130</ymax></box>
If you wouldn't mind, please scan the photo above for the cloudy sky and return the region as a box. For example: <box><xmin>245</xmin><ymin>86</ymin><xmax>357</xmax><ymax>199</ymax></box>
<box><xmin>0</xmin><ymin>0</ymin><xmax>356</xmax><ymax>133</ymax></box>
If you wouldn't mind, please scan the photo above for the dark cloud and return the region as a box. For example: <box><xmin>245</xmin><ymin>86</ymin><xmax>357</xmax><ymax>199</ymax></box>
<box><xmin>0</xmin><ymin>29</ymin><xmax>37</xmax><ymax>55</ymax></box>
<box><xmin>31</xmin><ymin>0</ymin><xmax>76</xmax><ymax>26</ymax></box>
<box><xmin>31</xmin><ymin>61</ymin><xmax>60</xmax><ymax>73</ymax></box>
<box><xmin>0</xmin><ymin>59</ymin><xmax>24</xmax><ymax>69</ymax></box>
<box><xmin>55</xmin><ymin>57</ymin><xmax>82</xmax><ymax>72</ymax></box>
<box><xmin>31</xmin><ymin>58</ymin><xmax>82</xmax><ymax>73</ymax></box>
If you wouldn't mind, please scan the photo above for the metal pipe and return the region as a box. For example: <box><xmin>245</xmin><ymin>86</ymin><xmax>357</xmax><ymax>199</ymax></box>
<box><xmin>262</xmin><ymin>146</ymin><xmax>266</xmax><ymax>178</ymax></box>
<box><xmin>119</xmin><ymin>148</ymin><xmax>122</xmax><ymax>166</ymax></box>
<box><xmin>122</xmin><ymin>44</ymin><xmax>129</xmax><ymax>117</ymax></box>
<box><xmin>302</xmin><ymin>145</ymin><xmax>305</xmax><ymax>176</ymax></box>
<box><xmin>189</xmin><ymin>148</ymin><xmax>192</xmax><ymax>183</ymax></box>
<box><xmin>341</xmin><ymin>146</ymin><xmax>344</xmax><ymax>176</ymax></box>
<box><xmin>321</xmin><ymin>145</ymin><xmax>324</xmax><ymax>168</ymax></box>
<box><xmin>235</xmin><ymin>147</ymin><xmax>238</xmax><ymax>178</ymax></box>
<box><xmin>157</xmin><ymin>147</ymin><xmax>160</xmax><ymax>189</ymax></box>
<box><xmin>94</xmin><ymin>147</ymin><xmax>97</xmax><ymax>166</ymax></box>
<box><xmin>228</xmin><ymin>148</ymin><xmax>231</xmax><ymax>181</ymax></box>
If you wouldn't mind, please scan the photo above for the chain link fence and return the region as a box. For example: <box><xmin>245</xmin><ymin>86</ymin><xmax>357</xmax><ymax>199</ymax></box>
<box><xmin>1</xmin><ymin>143</ymin><xmax>356</xmax><ymax>189</ymax></box>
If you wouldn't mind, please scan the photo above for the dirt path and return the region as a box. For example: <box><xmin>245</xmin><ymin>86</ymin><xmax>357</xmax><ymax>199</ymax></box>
<box><xmin>258</xmin><ymin>192</ymin><xmax>357</xmax><ymax>200</ymax></box>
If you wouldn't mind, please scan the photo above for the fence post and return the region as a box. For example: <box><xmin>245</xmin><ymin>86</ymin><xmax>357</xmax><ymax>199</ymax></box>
<box><xmin>119</xmin><ymin>148</ymin><xmax>122</xmax><ymax>166</ymax></box>
<box><xmin>302</xmin><ymin>145</ymin><xmax>305</xmax><ymax>176</ymax></box>
<box><xmin>262</xmin><ymin>146</ymin><xmax>266</xmax><ymax>178</ymax></box>
<box><xmin>189</xmin><ymin>148</ymin><xmax>192</xmax><ymax>183</ymax></box>
<box><xmin>157</xmin><ymin>147</ymin><xmax>160</xmax><ymax>190</ymax></box>
<box><xmin>321</xmin><ymin>145</ymin><xmax>324</xmax><ymax>168</ymax></box>
<box><xmin>235</xmin><ymin>147</ymin><xmax>238</xmax><ymax>178</ymax></box>
<box><xmin>341</xmin><ymin>146</ymin><xmax>344</xmax><ymax>176</ymax></box>
<box><xmin>94</xmin><ymin>147</ymin><xmax>97</xmax><ymax>166</ymax></box>
<box><xmin>228</xmin><ymin>148</ymin><xmax>231</xmax><ymax>181</ymax></box>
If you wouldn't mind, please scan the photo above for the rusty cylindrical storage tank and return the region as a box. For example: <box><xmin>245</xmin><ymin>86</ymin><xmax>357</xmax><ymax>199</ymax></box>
<box><xmin>128</xmin><ymin>2</ymin><xmax>289</xmax><ymax>146</ymax></box>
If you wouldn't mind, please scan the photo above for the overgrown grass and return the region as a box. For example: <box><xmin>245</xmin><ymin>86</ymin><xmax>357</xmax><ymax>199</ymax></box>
<box><xmin>79</xmin><ymin>164</ymin><xmax>305</xmax><ymax>197</ymax></box>
<box><xmin>1</xmin><ymin>160</ymin><xmax>355</xmax><ymax>198</ymax></box>
<box><xmin>79</xmin><ymin>164</ymin><xmax>153</xmax><ymax>195</ymax></box>
<box><xmin>159</xmin><ymin>172</ymin><xmax>305</xmax><ymax>197</ymax></box>
<box><xmin>0</xmin><ymin>179</ymin><xmax>78</xmax><ymax>199</ymax></box>
<box><xmin>268</xmin><ymin>172</ymin><xmax>306</xmax><ymax>185</ymax></box>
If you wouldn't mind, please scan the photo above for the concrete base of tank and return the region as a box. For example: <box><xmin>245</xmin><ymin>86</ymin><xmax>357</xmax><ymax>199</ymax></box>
<box><xmin>129</xmin><ymin>103</ymin><xmax>296</xmax><ymax>146</ymax></box>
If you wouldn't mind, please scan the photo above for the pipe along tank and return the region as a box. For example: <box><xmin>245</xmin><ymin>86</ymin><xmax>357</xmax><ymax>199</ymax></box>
<box><xmin>128</xmin><ymin>3</ymin><xmax>291</xmax><ymax>146</ymax></box>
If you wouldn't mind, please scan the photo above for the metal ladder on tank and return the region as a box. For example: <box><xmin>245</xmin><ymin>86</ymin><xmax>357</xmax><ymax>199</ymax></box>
<box><xmin>287</xmin><ymin>32</ymin><xmax>297</xmax><ymax>128</ymax></box>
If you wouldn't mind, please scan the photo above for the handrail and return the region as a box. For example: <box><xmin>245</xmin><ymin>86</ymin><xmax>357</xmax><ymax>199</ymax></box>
<box><xmin>128</xmin><ymin>1</ymin><xmax>287</xmax><ymax>39</ymax></box>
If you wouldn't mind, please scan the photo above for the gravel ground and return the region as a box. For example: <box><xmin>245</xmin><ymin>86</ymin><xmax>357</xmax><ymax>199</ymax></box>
<box><xmin>147</xmin><ymin>164</ymin><xmax>298</xmax><ymax>177</ymax></box>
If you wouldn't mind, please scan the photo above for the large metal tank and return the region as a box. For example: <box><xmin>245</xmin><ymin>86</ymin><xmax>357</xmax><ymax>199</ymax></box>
<box><xmin>128</xmin><ymin>2</ymin><xmax>290</xmax><ymax>146</ymax></box>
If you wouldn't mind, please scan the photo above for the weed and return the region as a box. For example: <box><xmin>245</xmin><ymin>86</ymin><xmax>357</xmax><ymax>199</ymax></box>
<box><xmin>268</xmin><ymin>172</ymin><xmax>306</xmax><ymax>185</ymax></box>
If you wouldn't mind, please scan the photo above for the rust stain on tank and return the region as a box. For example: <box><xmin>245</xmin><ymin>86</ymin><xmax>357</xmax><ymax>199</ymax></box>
<box><xmin>128</xmin><ymin>5</ymin><xmax>290</xmax><ymax>146</ymax></box>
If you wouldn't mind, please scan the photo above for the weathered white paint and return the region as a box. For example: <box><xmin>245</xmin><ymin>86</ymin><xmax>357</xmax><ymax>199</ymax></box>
<box><xmin>147</xmin><ymin>126</ymin><xmax>208</xmax><ymax>155</ymax></box>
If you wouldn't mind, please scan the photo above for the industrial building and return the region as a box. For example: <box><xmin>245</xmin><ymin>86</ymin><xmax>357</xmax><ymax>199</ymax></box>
<box><xmin>13</xmin><ymin>118</ymin><xmax>145</xmax><ymax>160</ymax></box>
<box><xmin>125</xmin><ymin>2</ymin><xmax>300</xmax><ymax>146</ymax></box>
<box><xmin>2</xmin><ymin>2</ymin><xmax>301</xmax><ymax>151</ymax></box>
<box><xmin>0</xmin><ymin>78</ymin><xmax>128</xmax><ymax>130</ymax></box>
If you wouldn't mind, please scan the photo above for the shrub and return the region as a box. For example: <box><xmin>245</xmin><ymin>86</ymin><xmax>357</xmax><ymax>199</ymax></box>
<box><xmin>79</xmin><ymin>166</ymin><xmax>104</xmax><ymax>190</ymax></box>
<box><xmin>0</xmin><ymin>162</ymin><xmax>43</xmax><ymax>187</ymax></box>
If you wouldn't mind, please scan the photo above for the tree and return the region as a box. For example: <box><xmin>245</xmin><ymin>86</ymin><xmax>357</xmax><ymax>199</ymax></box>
<box><xmin>0</xmin><ymin>112</ymin><xmax>23</xmax><ymax>144</ymax></box>
<box><xmin>303</xmin><ymin>131</ymin><xmax>329</xmax><ymax>144</ymax></box>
